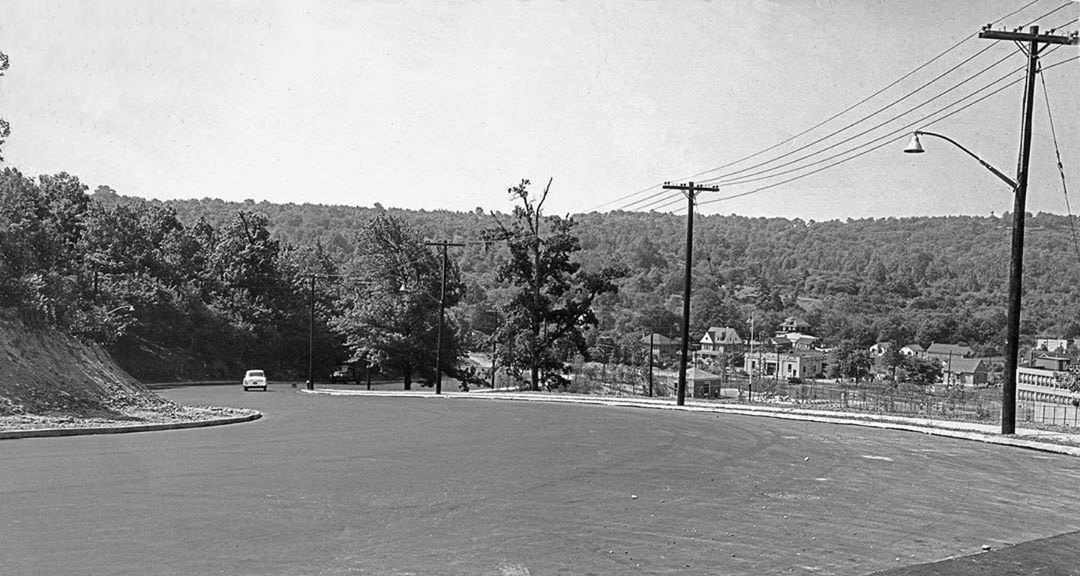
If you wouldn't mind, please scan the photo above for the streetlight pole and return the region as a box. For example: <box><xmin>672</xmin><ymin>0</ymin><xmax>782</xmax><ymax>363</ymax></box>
<box><xmin>903</xmin><ymin>25</ymin><xmax>1076</xmax><ymax>434</ymax></box>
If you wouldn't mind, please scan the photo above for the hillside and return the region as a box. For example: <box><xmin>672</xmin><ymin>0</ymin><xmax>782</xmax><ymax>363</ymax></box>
<box><xmin>0</xmin><ymin>309</ymin><xmax>170</xmax><ymax>418</ymax></box>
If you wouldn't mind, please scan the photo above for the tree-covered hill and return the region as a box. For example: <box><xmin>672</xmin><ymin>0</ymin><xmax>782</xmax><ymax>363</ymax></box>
<box><xmin>150</xmin><ymin>192</ymin><xmax>1080</xmax><ymax>355</ymax></box>
<box><xmin>6</xmin><ymin>170</ymin><xmax>1077</xmax><ymax>386</ymax></box>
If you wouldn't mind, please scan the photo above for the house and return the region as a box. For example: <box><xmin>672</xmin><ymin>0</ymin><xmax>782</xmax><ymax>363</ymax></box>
<box><xmin>642</xmin><ymin>333</ymin><xmax>679</xmax><ymax>356</ymax></box>
<box><xmin>926</xmin><ymin>343</ymin><xmax>973</xmax><ymax>364</ymax></box>
<box><xmin>943</xmin><ymin>357</ymin><xmax>989</xmax><ymax>387</ymax></box>
<box><xmin>900</xmin><ymin>343</ymin><xmax>926</xmax><ymax>358</ymax></box>
<box><xmin>1035</xmin><ymin>337</ymin><xmax>1070</xmax><ymax>353</ymax></box>
<box><xmin>1032</xmin><ymin>354</ymin><xmax>1070</xmax><ymax>372</ymax></box>
<box><xmin>744</xmin><ymin>350</ymin><xmax>826</xmax><ymax>379</ymax></box>
<box><xmin>869</xmin><ymin>341</ymin><xmax>893</xmax><ymax>357</ymax></box>
<box><xmin>777</xmin><ymin>316</ymin><xmax>810</xmax><ymax>334</ymax></box>
<box><xmin>699</xmin><ymin>326</ymin><xmax>745</xmax><ymax>353</ymax></box>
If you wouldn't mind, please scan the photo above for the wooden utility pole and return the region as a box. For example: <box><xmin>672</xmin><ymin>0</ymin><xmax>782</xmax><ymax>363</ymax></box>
<box><xmin>978</xmin><ymin>25</ymin><xmax>1077</xmax><ymax>434</ymax></box>
<box><xmin>663</xmin><ymin>181</ymin><xmax>720</xmax><ymax>406</ymax></box>
<box><xmin>308</xmin><ymin>273</ymin><xmax>316</xmax><ymax>388</ymax></box>
<box><xmin>426</xmin><ymin>241</ymin><xmax>465</xmax><ymax>394</ymax></box>
<box><xmin>648</xmin><ymin>332</ymin><xmax>654</xmax><ymax>397</ymax></box>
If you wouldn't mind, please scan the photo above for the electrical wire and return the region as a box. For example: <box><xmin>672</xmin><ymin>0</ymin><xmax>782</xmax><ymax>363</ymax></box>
<box><xmin>580</xmin><ymin>0</ymin><xmax>1052</xmax><ymax>214</ymax></box>
<box><xmin>687</xmin><ymin>54</ymin><xmax>1078</xmax><ymax>211</ymax></box>
<box><xmin>698</xmin><ymin>48</ymin><xmax>1024</xmax><ymax>187</ymax></box>
<box><xmin>1037</xmin><ymin>60</ymin><xmax>1080</xmax><ymax>267</ymax></box>
<box><xmin>696</xmin><ymin>43</ymin><xmax>1006</xmax><ymax>186</ymax></box>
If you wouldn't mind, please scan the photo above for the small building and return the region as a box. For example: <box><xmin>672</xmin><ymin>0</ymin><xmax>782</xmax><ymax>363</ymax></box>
<box><xmin>745</xmin><ymin>350</ymin><xmax>826</xmax><ymax>379</ymax></box>
<box><xmin>686</xmin><ymin>367</ymin><xmax>725</xmax><ymax>399</ymax></box>
<box><xmin>943</xmin><ymin>357</ymin><xmax>989</xmax><ymax>387</ymax></box>
<box><xmin>869</xmin><ymin>341</ymin><xmax>893</xmax><ymax>357</ymax></box>
<box><xmin>900</xmin><ymin>343</ymin><xmax>926</xmax><ymax>358</ymax></box>
<box><xmin>1032</xmin><ymin>354</ymin><xmax>1070</xmax><ymax>372</ymax></box>
<box><xmin>642</xmin><ymin>333</ymin><xmax>680</xmax><ymax>356</ymax></box>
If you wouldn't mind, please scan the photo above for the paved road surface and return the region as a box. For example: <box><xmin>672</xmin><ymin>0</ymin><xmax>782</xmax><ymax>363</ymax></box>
<box><xmin>3</xmin><ymin>384</ymin><xmax>1080</xmax><ymax>575</ymax></box>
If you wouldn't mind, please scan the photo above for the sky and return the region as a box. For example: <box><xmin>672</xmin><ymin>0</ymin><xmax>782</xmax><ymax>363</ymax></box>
<box><xmin>1</xmin><ymin>0</ymin><xmax>1078</xmax><ymax>221</ymax></box>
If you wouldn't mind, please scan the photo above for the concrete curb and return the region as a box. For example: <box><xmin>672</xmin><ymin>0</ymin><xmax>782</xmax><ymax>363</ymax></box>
<box><xmin>301</xmin><ymin>388</ymin><xmax>1080</xmax><ymax>457</ymax></box>
<box><xmin>0</xmin><ymin>411</ymin><xmax>262</xmax><ymax>441</ymax></box>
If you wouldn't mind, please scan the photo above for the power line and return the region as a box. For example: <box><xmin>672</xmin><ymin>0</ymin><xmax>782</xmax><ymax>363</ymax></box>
<box><xmin>697</xmin><ymin>43</ymin><xmax>1007</xmax><ymax>187</ymax></box>
<box><xmin>581</xmin><ymin>0</ymin><xmax>1053</xmax><ymax>214</ymax></box>
<box><xmin>1037</xmin><ymin>60</ymin><xmax>1080</xmax><ymax>267</ymax></box>
<box><xmin>698</xmin><ymin>50</ymin><xmax>1027</xmax><ymax>189</ymax></box>
<box><xmin>688</xmin><ymin>58</ymin><xmax>1079</xmax><ymax>211</ymax></box>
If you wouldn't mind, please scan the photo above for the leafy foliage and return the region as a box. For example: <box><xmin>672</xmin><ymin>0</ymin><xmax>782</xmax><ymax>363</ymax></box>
<box><xmin>330</xmin><ymin>214</ymin><xmax>464</xmax><ymax>388</ymax></box>
<box><xmin>487</xmin><ymin>179</ymin><xmax>625</xmax><ymax>390</ymax></box>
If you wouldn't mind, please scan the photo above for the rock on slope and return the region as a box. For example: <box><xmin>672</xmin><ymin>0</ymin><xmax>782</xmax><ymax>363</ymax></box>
<box><xmin>0</xmin><ymin>309</ymin><xmax>172</xmax><ymax>418</ymax></box>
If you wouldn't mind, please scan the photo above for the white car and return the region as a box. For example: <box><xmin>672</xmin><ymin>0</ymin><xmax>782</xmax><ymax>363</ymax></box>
<box><xmin>243</xmin><ymin>370</ymin><xmax>268</xmax><ymax>391</ymax></box>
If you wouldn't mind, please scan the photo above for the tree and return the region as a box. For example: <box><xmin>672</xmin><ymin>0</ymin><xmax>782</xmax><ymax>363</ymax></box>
<box><xmin>0</xmin><ymin>50</ymin><xmax>8</xmax><ymax>162</ymax></box>
<box><xmin>331</xmin><ymin>214</ymin><xmax>463</xmax><ymax>389</ymax></box>
<box><xmin>828</xmin><ymin>340</ymin><xmax>873</xmax><ymax>382</ymax></box>
<box><xmin>489</xmin><ymin>179</ymin><xmax>625</xmax><ymax>390</ymax></box>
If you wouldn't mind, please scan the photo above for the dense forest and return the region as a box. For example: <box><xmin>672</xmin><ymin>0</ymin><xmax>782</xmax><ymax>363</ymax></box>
<box><xmin>147</xmin><ymin>187</ymin><xmax>1080</xmax><ymax>354</ymax></box>
<box><xmin>4</xmin><ymin>167</ymin><xmax>1080</xmax><ymax>384</ymax></box>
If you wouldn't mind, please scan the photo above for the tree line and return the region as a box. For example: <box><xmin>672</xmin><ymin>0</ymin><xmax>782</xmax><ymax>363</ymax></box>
<box><xmin>4</xmin><ymin>166</ymin><xmax>1080</xmax><ymax>386</ymax></box>
<box><xmin>0</xmin><ymin>171</ymin><xmax>621</xmax><ymax>388</ymax></box>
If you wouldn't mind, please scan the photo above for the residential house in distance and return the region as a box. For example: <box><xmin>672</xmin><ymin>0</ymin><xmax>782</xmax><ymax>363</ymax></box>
<box><xmin>869</xmin><ymin>341</ymin><xmax>893</xmax><ymax>357</ymax></box>
<box><xmin>900</xmin><ymin>344</ymin><xmax>926</xmax><ymax>358</ymax></box>
<box><xmin>642</xmin><ymin>333</ymin><xmax>680</xmax><ymax>357</ymax></box>
<box><xmin>925</xmin><ymin>343</ymin><xmax>973</xmax><ymax>365</ymax></box>
<box><xmin>943</xmin><ymin>357</ymin><xmax>989</xmax><ymax>387</ymax></box>
<box><xmin>699</xmin><ymin>326</ymin><xmax>744</xmax><ymax>354</ymax></box>
<box><xmin>777</xmin><ymin>316</ymin><xmax>811</xmax><ymax>334</ymax></box>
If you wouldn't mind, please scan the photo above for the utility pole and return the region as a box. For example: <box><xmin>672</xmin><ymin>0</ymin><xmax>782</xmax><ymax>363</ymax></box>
<box><xmin>426</xmin><ymin>240</ymin><xmax>465</xmax><ymax>395</ymax></box>
<box><xmin>978</xmin><ymin>25</ymin><xmax>1077</xmax><ymax>434</ymax></box>
<box><xmin>663</xmin><ymin>181</ymin><xmax>720</xmax><ymax>406</ymax></box>
<box><xmin>308</xmin><ymin>273</ymin><xmax>316</xmax><ymax>388</ymax></box>
<box><xmin>648</xmin><ymin>332</ymin><xmax>654</xmax><ymax>397</ymax></box>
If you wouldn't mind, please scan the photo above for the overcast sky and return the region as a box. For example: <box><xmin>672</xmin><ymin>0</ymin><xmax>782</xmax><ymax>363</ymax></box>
<box><xmin>1</xmin><ymin>0</ymin><xmax>1077</xmax><ymax>220</ymax></box>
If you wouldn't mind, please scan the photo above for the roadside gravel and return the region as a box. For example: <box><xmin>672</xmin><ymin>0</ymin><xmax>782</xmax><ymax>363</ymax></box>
<box><xmin>0</xmin><ymin>405</ymin><xmax>258</xmax><ymax>432</ymax></box>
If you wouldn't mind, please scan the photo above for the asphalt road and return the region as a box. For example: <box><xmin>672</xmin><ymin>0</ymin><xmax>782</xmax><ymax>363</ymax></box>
<box><xmin>3</xmin><ymin>384</ymin><xmax>1080</xmax><ymax>576</ymax></box>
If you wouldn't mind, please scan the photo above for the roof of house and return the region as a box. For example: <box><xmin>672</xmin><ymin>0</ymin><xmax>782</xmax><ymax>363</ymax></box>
<box><xmin>794</xmin><ymin>337</ymin><xmax>817</xmax><ymax>347</ymax></box>
<box><xmin>685</xmin><ymin>367</ymin><xmax>722</xmax><ymax>381</ymax></box>
<box><xmin>702</xmin><ymin>326</ymin><xmax>744</xmax><ymax>344</ymax></box>
<box><xmin>944</xmin><ymin>357</ymin><xmax>987</xmax><ymax>374</ymax></box>
<box><xmin>902</xmin><ymin>343</ymin><xmax>925</xmax><ymax>352</ymax></box>
<box><xmin>926</xmin><ymin>343</ymin><xmax>973</xmax><ymax>357</ymax></box>
<box><xmin>643</xmin><ymin>333</ymin><xmax>678</xmax><ymax>346</ymax></box>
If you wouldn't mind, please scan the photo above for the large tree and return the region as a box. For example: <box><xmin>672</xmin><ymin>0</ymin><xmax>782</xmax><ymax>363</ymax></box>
<box><xmin>331</xmin><ymin>213</ymin><xmax>463</xmax><ymax>389</ymax></box>
<box><xmin>490</xmin><ymin>179</ymin><xmax>624</xmax><ymax>391</ymax></box>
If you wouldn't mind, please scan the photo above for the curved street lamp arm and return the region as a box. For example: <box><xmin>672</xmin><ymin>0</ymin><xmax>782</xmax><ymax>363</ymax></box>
<box><xmin>914</xmin><ymin>130</ymin><xmax>1018</xmax><ymax>190</ymax></box>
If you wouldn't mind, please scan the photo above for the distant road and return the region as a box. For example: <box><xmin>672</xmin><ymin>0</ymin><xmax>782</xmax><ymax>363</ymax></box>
<box><xmin>3</xmin><ymin>384</ymin><xmax>1079</xmax><ymax>575</ymax></box>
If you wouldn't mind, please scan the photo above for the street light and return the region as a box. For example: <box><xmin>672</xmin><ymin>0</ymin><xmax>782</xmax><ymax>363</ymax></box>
<box><xmin>904</xmin><ymin>129</ymin><xmax>1021</xmax><ymax>434</ymax></box>
<box><xmin>904</xmin><ymin>131</ymin><xmax>1017</xmax><ymax>189</ymax></box>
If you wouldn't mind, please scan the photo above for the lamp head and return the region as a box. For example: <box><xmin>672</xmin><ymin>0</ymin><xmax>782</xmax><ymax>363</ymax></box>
<box><xmin>903</xmin><ymin>133</ymin><xmax>925</xmax><ymax>154</ymax></box>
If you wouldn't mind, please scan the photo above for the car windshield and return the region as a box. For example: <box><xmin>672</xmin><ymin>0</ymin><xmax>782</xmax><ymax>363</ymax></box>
<box><xmin>246</xmin><ymin>371</ymin><xmax>265</xmax><ymax>378</ymax></box>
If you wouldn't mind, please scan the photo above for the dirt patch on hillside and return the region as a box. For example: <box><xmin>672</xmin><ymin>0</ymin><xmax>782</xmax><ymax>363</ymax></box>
<box><xmin>0</xmin><ymin>310</ymin><xmax>250</xmax><ymax>431</ymax></box>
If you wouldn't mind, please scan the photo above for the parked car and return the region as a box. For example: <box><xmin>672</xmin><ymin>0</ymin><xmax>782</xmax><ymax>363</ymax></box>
<box><xmin>329</xmin><ymin>364</ymin><xmax>360</xmax><ymax>384</ymax></box>
<box><xmin>243</xmin><ymin>369</ymin><xmax>268</xmax><ymax>391</ymax></box>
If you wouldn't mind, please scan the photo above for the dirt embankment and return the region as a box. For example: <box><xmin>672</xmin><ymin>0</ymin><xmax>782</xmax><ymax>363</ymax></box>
<box><xmin>0</xmin><ymin>310</ymin><xmax>252</xmax><ymax>430</ymax></box>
